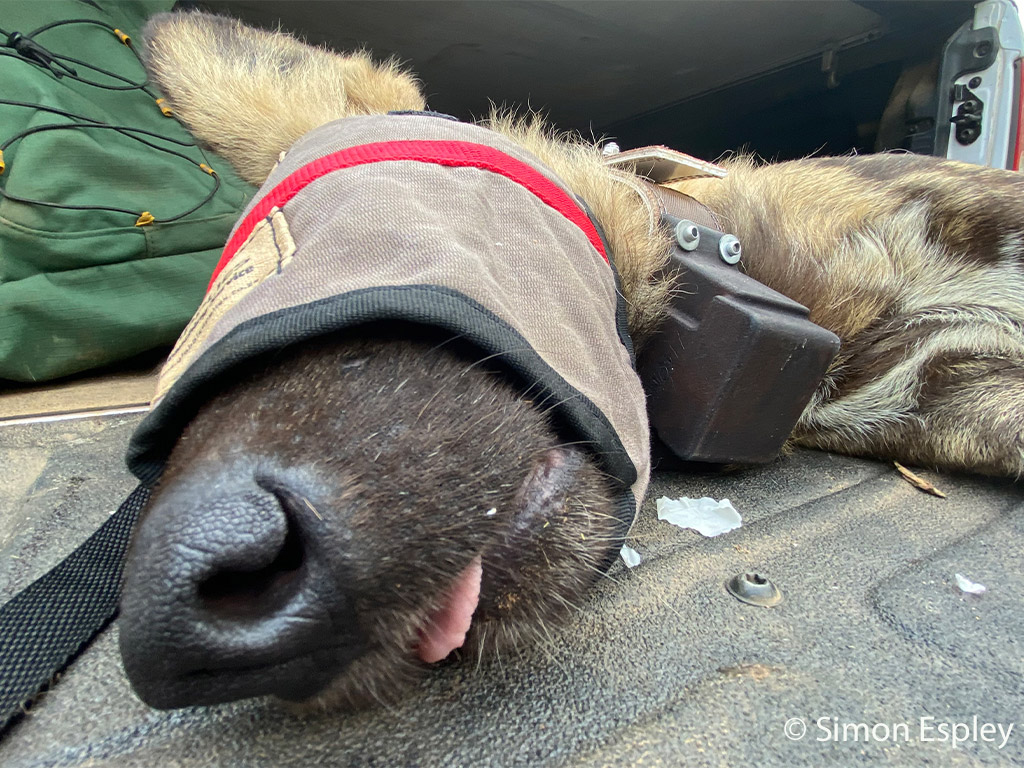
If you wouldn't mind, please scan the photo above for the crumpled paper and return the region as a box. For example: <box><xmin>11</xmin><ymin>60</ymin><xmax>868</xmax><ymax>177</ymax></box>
<box><xmin>656</xmin><ymin>496</ymin><xmax>742</xmax><ymax>537</ymax></box>
<box><xmin>954</xmin><ymin>572</ymin><xmax>987</xmax><ymax>595</ymax></box>
<box><xmin>619</xmin><ymin>544</ymin><xmax>642</xmax><ymax>568</ymax></box>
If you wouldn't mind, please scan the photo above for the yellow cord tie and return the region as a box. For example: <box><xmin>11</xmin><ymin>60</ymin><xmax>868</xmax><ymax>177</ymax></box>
<box><xmin>135</xmin><ymin>211</ymin><xmax>155</xmax><ymax>227</ymax></box>
<box><xmin>155</xmin><ymin>98</ymin><xmax>173</xmax><ymax>117</ymax></box>
<box><xmin>200</xmin><ymin>163</ymin><xmax>217</xmax><ymax>175</ymax></box>
<box><xmin>0</xmin><ymin>149</ymin><xmax>5</xmax><ymax>175</ymax></box>
<box><xmin>114</xmin><ymin>28</ymin><xmax>131</xmax><ymax>46</ymax></box>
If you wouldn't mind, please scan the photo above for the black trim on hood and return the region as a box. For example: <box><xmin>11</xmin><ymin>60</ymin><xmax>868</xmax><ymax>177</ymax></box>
<box><xmin>127</xmin><ymin>283</ymin><xmax>640</xmax><ymax>533</ymax></box>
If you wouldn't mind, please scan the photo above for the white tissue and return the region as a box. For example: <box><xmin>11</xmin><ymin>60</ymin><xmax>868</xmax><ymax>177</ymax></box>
<box><xmin>656</xmin><ymin>496</ymin><xmax>742</xmax><ymax>537</ymax></box>
<box><xmin>620</xmin><ymin>544</ymin><xmax>642</xmax><ymax>568</ymax></box>
<box><xmin>954</xmin><ymin>573</ymin><xmax>987</xmax><ymax>595</ymax></box>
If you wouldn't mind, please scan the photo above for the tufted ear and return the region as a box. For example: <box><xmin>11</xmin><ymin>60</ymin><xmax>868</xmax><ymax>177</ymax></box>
<box><xmin>141</xmin><ymin>11</ymin><xmax>425</xmax><ymax>185</ymax></box>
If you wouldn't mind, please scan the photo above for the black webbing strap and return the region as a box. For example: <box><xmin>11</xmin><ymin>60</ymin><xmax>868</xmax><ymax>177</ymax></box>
<box><xmin>0</xmin><ymin>483</ymin><xmax>150</xmax><ymax>734</ymax></box>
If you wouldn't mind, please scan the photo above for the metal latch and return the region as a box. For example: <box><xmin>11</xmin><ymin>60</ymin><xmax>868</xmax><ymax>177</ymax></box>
<box><xmin>951</xmin><ymin>83</ymin><xmax>985</xmax><ymax>145</ymax></box>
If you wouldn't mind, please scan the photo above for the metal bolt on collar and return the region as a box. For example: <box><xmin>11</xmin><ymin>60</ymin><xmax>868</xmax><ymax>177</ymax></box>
<box><xmin>726</xmin><ymin>572</ymin><xmax>782</xmax><ymax>606</ymax></box>
<box><xmin>719</xmin><ymin>234</ymin><xmax>742</xmax><ymax>264</ymax></box>
<box><xmin>675</xmin><ymin>219</ymin><xmax>700</xmax><ymax>251</ymax></box>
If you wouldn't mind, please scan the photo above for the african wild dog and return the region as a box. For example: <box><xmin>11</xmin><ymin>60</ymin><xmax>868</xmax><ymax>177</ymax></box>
<box><xmin>117</xmin><ymin>11</ymin><xmax>1024</xmax><ymax>710</ymax></box>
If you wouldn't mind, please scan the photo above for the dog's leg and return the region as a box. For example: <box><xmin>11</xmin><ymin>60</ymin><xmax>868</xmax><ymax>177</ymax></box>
<box><xmin>797</xmin><ymin>310</ymin><xmax>1024</xmax><ymax>476</ymax></box>
<box><xmin>142</xmin><ymin>12</ymin><xmax>425</xmax><ymax>185</ymax></box>
<box><xmin>907</xmin><ymin>361</ymin><xmax>1024</xmax><ymax>476</ymax></box>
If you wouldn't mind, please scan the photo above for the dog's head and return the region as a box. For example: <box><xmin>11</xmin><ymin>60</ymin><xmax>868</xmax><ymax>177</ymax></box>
<box><xmin>118</xmin><ymin>13</ymin><xmax>655</xmax><ymax>709</ymax></box>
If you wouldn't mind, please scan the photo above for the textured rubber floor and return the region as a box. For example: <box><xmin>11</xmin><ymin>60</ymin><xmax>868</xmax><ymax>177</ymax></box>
<box><xmin>1</xmin><ymin>414</ymin><xmax>1021</xmax><ymax>766</ymax></box>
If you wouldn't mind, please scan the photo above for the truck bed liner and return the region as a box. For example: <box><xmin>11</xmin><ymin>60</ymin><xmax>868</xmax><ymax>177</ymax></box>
<box><xmin>1</xmin><ymin>410</ymin><xmax>1020</xmax><ymax>766</ymax></box>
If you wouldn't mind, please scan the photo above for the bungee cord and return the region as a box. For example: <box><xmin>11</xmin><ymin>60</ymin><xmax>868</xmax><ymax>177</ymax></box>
<box><xmin>0</xmin><ymin>17</ymin><xmax>223</xmax><ymax>226</ymax></box>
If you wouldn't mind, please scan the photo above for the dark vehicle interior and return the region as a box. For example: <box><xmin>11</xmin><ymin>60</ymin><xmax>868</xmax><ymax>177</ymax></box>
<box><xmin>198</xmin><ymin>0</ymin><xmax>974</xmax><ymax>160</ymax></box>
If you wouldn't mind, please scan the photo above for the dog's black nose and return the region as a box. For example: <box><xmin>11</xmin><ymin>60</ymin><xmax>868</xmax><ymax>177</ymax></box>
<box><xmin>118</xmin><ymin>468</ymin><xmax>364</xmax><ymax>708</ymax></box>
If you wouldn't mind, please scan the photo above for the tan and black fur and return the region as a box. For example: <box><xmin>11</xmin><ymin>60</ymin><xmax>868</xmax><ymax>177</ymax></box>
<box><xmin>673</xmin><ymin>156</ymin><xmax>1024</xmax><ymax>476</ymax></box>
<box><xmin>142</xmin><ymin>12</ymin><xmax>1024</xmax><ymax>480</ymax></box>
<box><xmin>119</xmin><ymin>11</ymin><xmax>1024</xmax><ymax>711</ymax></box>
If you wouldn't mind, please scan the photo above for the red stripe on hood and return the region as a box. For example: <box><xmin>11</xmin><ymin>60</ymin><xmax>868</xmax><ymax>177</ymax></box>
<box><xmin>208</xmin><ymin>139</ymin><xmax>609</xmax><ymax>289</ymax></box>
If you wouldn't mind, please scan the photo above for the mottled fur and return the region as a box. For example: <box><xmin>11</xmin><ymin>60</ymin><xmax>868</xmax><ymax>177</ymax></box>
<box><xmin>670</xmin><ymin>155</ymin><xmax>1024</xmax><ymax>476</ymax></box>
<box><xmin>481</xmin><ymin>114</ymin><xmax>673</xmax><ymax>345</ymax></box>
<box><xmin>124</xmin><ymin>11</ymin><xmax>1024</xmax><ymax>710</ymax></box>
<box><xmin>141</xmin><ymin>13</ymin><xmax>425</xmax><ymax>185</ymax></box>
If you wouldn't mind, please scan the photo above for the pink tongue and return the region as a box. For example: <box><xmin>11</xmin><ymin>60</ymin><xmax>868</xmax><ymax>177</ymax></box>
<box><xmin>416</xmin><ymin>556</ymin><xmax>483</xmax><ymax>664</ymax></box>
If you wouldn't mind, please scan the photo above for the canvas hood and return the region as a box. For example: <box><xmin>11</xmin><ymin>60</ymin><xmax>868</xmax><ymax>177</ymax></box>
<box><xmin>126</xmin><ymin>112</ymin><xmax>650</xmax><ymax>533</ymax></box>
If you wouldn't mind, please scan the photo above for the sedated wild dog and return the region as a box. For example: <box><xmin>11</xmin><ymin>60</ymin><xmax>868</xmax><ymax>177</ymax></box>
<box><xmin>117</xmin><ymin>11</ymin><xmax>1024</xmax><ymax>711</ymax></box>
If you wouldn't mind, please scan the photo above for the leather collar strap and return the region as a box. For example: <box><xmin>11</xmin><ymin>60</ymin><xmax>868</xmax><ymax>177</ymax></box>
<box><xmin>645</xmin><ymin>181</ymin><xmax>723</xmax><ymax>232</ymax></box>
<box><xmin>608</xmin><ymin>168</ymin><xmax>723</xmax><ymax>235</ymax></box>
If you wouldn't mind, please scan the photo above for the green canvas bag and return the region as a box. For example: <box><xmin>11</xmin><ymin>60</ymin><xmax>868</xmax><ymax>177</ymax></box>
<box><xmin>0</xmin><ymin>0</ymin><xmax>255</xmax><ymax>382</ymax></box>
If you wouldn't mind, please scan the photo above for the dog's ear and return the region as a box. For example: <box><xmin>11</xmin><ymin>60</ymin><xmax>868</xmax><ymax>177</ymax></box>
<box><xmin>141</xmin><ymin>12</ymin><xmax>425</xmax><ymax>185</ymax></box>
